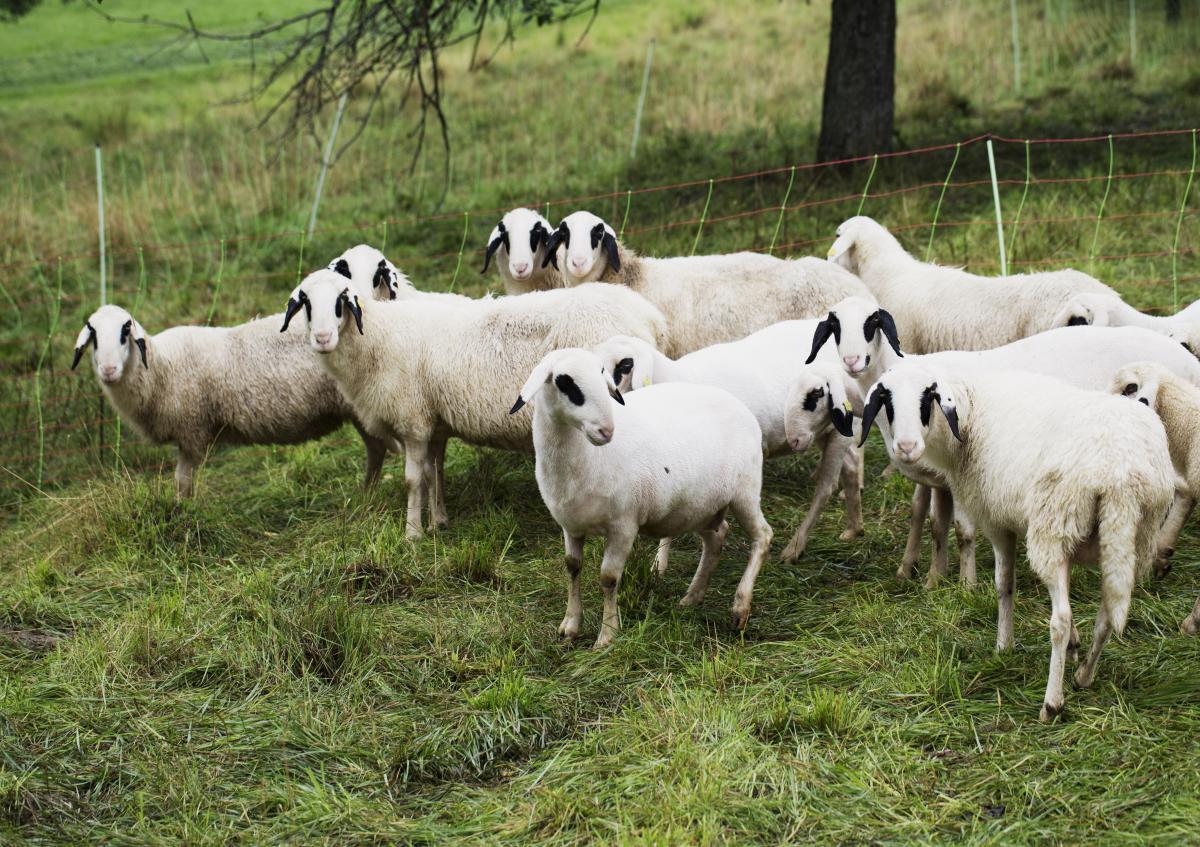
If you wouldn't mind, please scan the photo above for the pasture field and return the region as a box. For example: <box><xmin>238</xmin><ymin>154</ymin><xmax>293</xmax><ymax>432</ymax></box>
<box><xmin>1</xmin><ymin>0</ymin><xmax>1199</xmax><ymax>842</ymax></box>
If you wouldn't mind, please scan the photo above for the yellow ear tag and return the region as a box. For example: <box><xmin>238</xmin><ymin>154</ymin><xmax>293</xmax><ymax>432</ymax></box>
<box><xmin>843</xmin><ymin>400</ymin><xmax>852</xmax><ymax>413</ymax></box>
<box><xmin>642</xmin><ymin>376</ymin><xmax>653</xmax><ymax>387</ymax></box>
<box><xmin>827</xmin><ymin>246</ymin><xmax>837</xmax><ymax>258</ymax></box>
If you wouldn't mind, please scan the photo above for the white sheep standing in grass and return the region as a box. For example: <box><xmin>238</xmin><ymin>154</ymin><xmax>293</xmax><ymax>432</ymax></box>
<box><xmin>1053</xmin><ymin>291</ymin><xmax>1200</xmax><ymax>355</ymax></box>
<box><xmin>72</xmin><ymin>304</ymin><xmax>393</xmax><ymax>499</ymax></box>
<box><xmin>283</xmin><ymin>270</ymin><xmax>668</xmax><ymax>538</ymax></box>
<box><xmin>860</xmin><ymin>361</ymin><xmax>1174</xmax><ymax>720</ymax></box>
<box><xmin>482</xmin><ymin>207</ymin><xmax>563</xmax><ymax>294</ymax></box>
<box><xmin>591</xmin><ymin>323</ymin><xmax>861</xmax><ymax>569</ymax></box>
<box><xmin>810</xmin><ymin>295</ymin><xmax>1200</xmax><ymax>586</ymax></box>
<box><xmin>826</xmin><ymin>215</ymin><xmax>1119</xmax><ymax>353</ymax></box>
<box><xmin>1111</xmin><ymin>361</ymin><xmax>1200</xmax><ymax>633</ymax></box>
<box><xmin>545</xmin><ymin>210</ymin><xmax>870</xmax><ymax>356</ymax></box>
<box><xmin>510</xmin><ymin>347</ymin><xmax>773</xmax><ymax>648</ymax></box>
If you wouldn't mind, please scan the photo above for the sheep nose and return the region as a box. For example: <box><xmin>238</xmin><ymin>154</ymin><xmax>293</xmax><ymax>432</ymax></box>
<box><xmin>596</xmin><ymin>426</ymin><xmax>612</xmax><ymax>443</ymax></box>
<box><xmin>895</xmin><ymin>439</ymin><xmax>920</xmax><ymax>459</ymax></box>
<box><xmin>315</xmin><ymin>330</ymin><xmax>332</xmax><ymax>345</ymax></box>
<box><xmin>788</xmin><ymin>437</ymin><xmax>802</xmax><ymax>451</ymax></box>
<box><xmin>570</xmin><ymin>256</ymin><xmax>588</xmax><ymax>270</ymax></box>
<box><xmin>513</xmin><ymin>262</ymin><xmax>529</xmax><ymax>276</ymax></box>
<box><xmin>100</xmin><ymin>364</ymin><xmax>118</xmax><ymax>380</ymax></box>
<box><xmin>842</xmin><ymin>355</ymin><xmax>862</xmax><ymax>372</ymax></box>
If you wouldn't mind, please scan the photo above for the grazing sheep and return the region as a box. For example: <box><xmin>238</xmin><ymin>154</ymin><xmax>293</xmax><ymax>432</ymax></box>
<box><xmin>826</xmin><ymin>215</ymin><xmax>1118</xmax><ymax>353</ymax></box>
<box><xmin>511</xmin><ymin>348</ymin><xmax>773</xmax><ymax>647</ymax></box>
<box><xmin>860</xmin><ymin>361</ymin><xmax>1174</xmax><ymax>720</ymax></box>
<box><xmin>1111</xmin><ymin>362</ymin><xmax>1200</xmax><ymax>633</ymax></box>
<box><xmin>1053</xmin><ymin>292</ymin><xmax>1200</xmax><ymax>355</ymax></box>
<box><xmin>482</xmin><ymin>207</ymin><xmax>563</xmax><ymax>294</ymax></box>
<box><xmin>811</xmin><ymin>296</ymin><xmax>1200</xmax><ymax>586</ymax></box>
<box><xmin>283</xmin><ymin>271</ymin><xmax>668</xmax><ymax>537</ymax></box>
<box><xmin>545</xmin><ymin>210</ymin><xmax>870</xmax><ymax>356</ymax></box>
<box><xmin>71</xmin><ymin>304</ymin><xmax>393</xmax><ymax>499</ymax></box>
<box><xmin>591</xmin><ymin>323</ymin><xmax>860</xmax><ymax>567</ymax></box>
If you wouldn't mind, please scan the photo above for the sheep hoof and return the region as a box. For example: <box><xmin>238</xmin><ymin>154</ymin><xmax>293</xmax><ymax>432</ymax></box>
<box><xmin>405</xmin><ymin>527</ymin><xmax>424</xmax><ymax>541</ymax></box>
<box><xmin>1039</xmin><ymin>702</ymin><xmax>1064</xmax><ymax>722</ymax></box>
<box><xmin>1073</xmin><ymin>666</ymin><xmax>1095</xmax><ymax>689</ymax></box>
<box><xmin>896</xmin><ymin>562</ymin><xmax>917</xmax><ymax>580</ymax></box>
<box><xmin>557</xmin><ymin>619</ymin><xmax>580</xmax><ymax>641</ymax></box>
<box><xmin>922</xmin><ymin>574</ymin><xmax>941</xmax><ymax>590</ymax></box>
<box><xmin>1181</xmin><ymin>616</ymin><xmax>1199</xmax><ymax>636</ymax></box>
<box><xmin>779</xmin><ymin>541</ymin><xmax>803</xmax><ymax>563</ymax></box>
<box><xmin>1155</xmin><ymin>556</ymin><xmax>1173</xmax><ymax>579</ymax></box>
<box><xmin>731</xmin><ymin>606</ymin><xmax>750</xmax><ymax>631</ymax></box>
<box><xmin>591</xmin><ymin>633</ymin><xmax>614</xmax><ymax>650</ymax></box>
<box><xmin>838</xmin><ymin>528</ymin><xmax>863</xmax><ymax>542</ymax></box>
<box><xmin>678</xmin><ymin>592</ymin><xmax>704</xmax><ymax>608</ymax></box>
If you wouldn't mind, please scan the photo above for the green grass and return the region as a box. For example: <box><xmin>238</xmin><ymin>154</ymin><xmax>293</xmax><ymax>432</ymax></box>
<box><xmin>2</xmin><ymin>0</ymin><xmax>1200</xmax><ymax>842</ymax></box>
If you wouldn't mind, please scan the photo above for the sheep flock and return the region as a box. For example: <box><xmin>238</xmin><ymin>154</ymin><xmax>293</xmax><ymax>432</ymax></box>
<box><xmin>71</xmin><ymin>210</ymin><xmax>1200</xmax><ymax>722</ymax></box>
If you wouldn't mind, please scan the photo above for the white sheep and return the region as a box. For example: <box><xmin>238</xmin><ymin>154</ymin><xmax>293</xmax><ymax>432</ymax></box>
<box><xmin>545</xmin><ymin>210</ymin><xmax>870</xmax><ymax>356</ymax></box>
<box><xmin>510</xmin><ymin>347</ymin><xmax>773</xmax><ymax>648</ymax></box>
<box><xmin>327</xmin><ymin>243</ymin><xmax>472</xmax><ymax>306</ymax></box>
<box><xmin>482</xmin><ymin>207</ymin><xmax>563</xmax><ymax>294</ymax></box>
<box><xmin>71</xmin><ymin>304</ymin><xmax>393</xmax><ymax>499</ymax></box>
<box><xmin>860</xmin><ymin>361</ymin><xmax>1174</xmax><ymax>720</ymax></box>
<box><xmin>810</xmin><ymin>295</ymin><xmax>1200</xmax><ymax>586</ymax></box>
<box><xmin>826</xmin><ymin>215</ymin><xmax>1119</xmax><ymax>353</ymax></box>
<box><xmin>591</xmin><ymin>323</ymin><xmax>860</xmax><ymax>568</ymax></box>
<box><xmin>283</xmin><ymin>270</ymin><xmax>668</xmax><ymax>538</ymax></box>
<box><xmin>1052</xmin><ymin>291</ymin><xmax>1200</xmax><ymax>354</ymax></box>
<box><xmin>1111</xmin><ymin>362</ymin><xmax>1200</xmax><ymax>633</ymax></box>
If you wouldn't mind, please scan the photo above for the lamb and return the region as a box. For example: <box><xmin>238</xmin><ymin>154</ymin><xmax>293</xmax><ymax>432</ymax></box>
<box><xmin>510</xmin><ymin>347</ymin><xmax>773</xmax><ymax>648</ymax></box>
<box><xmin>544</xmin><ymin>210</ymin><xmax>871</xmax><ymax>356</ymax></box>
<box><xmin>859</xmin><ymin>361</ymin><xmax>1174</xmax><ymax>720</ymax></box>
<box><xmin>1053</xmin><ymin>292</ymin><xmax>1200</xmax><ymax>354</ymax></box>
<box><xmin>809</xmin><ymin>295</ymin><xmax>1200</xmax><ymax>586</ymax></box>
<box><xmin>282</xmin><ymin>270</ymin><xmax>668</xmax><ymax>538</ymax></box>
<box><xmin>481</xmin><ymin>207</ymin><xmax>564</xmax><ymax>294</ymax></box>
<box><xmin>591</xmin><ymin>323</ymin><xmax>860</xmax><ymax>569</ymax></box>
<box><xmin>327</xmin><ymin>244</ymin><xmax>470</xmax><ymax>304</ymax></box>
<box><xmin>1111</xmin><ymin>362</ymin><xmax>1200</xmax><ymax>633</ymax></box>
<box><xmin>826</xmin><ymin>215</ymin><xmax>1119</xmax><ymax>353</ymax></box>
<box><xmin>70</xmin><ymin>304</ymin><xmax>393</xmax><ymax>499</ymax></box>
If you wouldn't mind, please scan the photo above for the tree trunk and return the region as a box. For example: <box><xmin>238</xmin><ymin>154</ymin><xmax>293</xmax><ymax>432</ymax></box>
<box><xmin>816</xmin><ymin>0</ymin><xmax>897</xmax><ymax>163</ymax></box>
<box><xmin>1166</xmin><ymin>0</ymin><xmax>1181</xmax><ymax>23</ymax></box>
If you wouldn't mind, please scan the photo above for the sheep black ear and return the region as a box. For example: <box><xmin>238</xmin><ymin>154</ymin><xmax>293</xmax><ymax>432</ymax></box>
<box><xmin>482</xmin><ymin>231</ymin><xmax>505</xmax><ymax>274</ymax></box>
<box><xmin>875</xmin><ymin>309</ymin><xmax>903</xmax><ymax>357</ymax></box>
<box><xmin>508</xmin><ymin>396</ymin><xmax>526</xmax><ymax>415</ymax></box>
<box><xmin>805</xmin><ymin>313</ymin><xmax>841</xmax><ymax>364</ymax></box>
<box><xmin>134</xmin><ymin>337</ymin><xmax>148</xmax><ymax>367</ymax></box>
<box><xmin>601</xmin><ymin>231</ymin><xmax>620</xmax><ymax>273</ymax></box>
<box><xmin>1066</xmin><ymin>315</ymin><xmax>1090</xmax><ymax>327</ymax></box>
<box><xmin>542</xmin><ymin>224</ymin><xmax>567</xmax><ymax>270</ymax></box>
<box><xmin>610</xmin><ymin>385</ymin><xmax>625</xmax><ymax>405</ymax></box>
<box><xmin>71</xmin><ymin>325</ymin><xmax>95</xmax><ymax>370</ymax></box>
<box><xmin>280</xmin><ymin>295</ymin><xmax>306</xmax><ymax>332</ymax></box>
<box><xmin>858</xmin><ymin>384</ymin><xmax>889</xmax><ymax>448</ymax></box>
<box><xmin>333</xmin><ymin>259</ymin><xmax>352</xmax><ymax>280</ymax></box>
<box><xmin>934</xmin><ymin>390</ymin><xmax>962</xmax><ymax>442</ymax></box>
<box><xmin>827</xmin><ymin>391</ymin><xmax>854</xmax><ymax>438</ymax></box>
<box><xmin>343</xmin><ymin>293</ymin><xmax>364</xmax><ymax>334</ymax></box>
<box><xmin>373</xmin><ymin>260</ymin><xmax>397</xmax><ymax>299</ymax></box>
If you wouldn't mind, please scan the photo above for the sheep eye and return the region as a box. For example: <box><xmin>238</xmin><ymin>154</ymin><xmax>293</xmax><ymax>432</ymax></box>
<box><xmin>801</xmin><ymin>387</ymin><xmax>824</xmax><ymax>412</ymax></box>
<box><xmin>1122</xmin><ymin>383</ymin><xmax>1139</xmax><ymax>396</ymax></box>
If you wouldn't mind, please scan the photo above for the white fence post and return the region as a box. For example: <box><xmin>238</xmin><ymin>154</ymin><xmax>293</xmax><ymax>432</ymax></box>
<box><xmin>630</xmin><ymin>39</ymin><xmax>655</xmax><ymax>158</ymax></box>
<box><xmin>95</xmin><ymin>144</ymin><xmax>106</xmax><ymax>306</ymax></box>
<box><xmin>307</xmin><ymin>92</ymin><xmax>349</xmax><ymax>239</ymax></box>
<box><xmin>986</xmin><ymin>138</ymin><xmax>1008</xmax><ymax>275</ymax></box>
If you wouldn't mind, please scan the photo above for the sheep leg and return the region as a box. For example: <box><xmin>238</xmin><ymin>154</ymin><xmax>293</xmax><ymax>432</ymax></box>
<box><xmin>1039</xmin><ymin>561</ymin><xmax>1073</xmax><ymax>721</ymax></box>
<box><xmin>559</xmin><ymin>531</ymin><xmax>585</xmax><ymax>641</ymax></box>
<box><xmin>680</xmin><ymin>518</ymin><xmax>728</xmax><ymax>607</ymax></box>
<box><xmin>401</xmin><ymin>438</ymin><xmax>430</xmax><ymax>540</ymax></box>
<box><xmin>1154</xmin><ymin>493</ymin><xmax>1194</xmax><ymax>578</ymax></box>
<box><xmin>1073</xmin><ymin>604</ymin><xmax>1110</xmax><ymax>689</ymax></box>
<box><xmin>351</xmin><ymin>421</ymin><xmax>389</xmax><ymax>489</ymax></box>
<box><xmin>899</xmin><ymin>485</ymin><xmax>932</xmax><ymax>580</ymax></box>
<box><xmin>838</xmin><ymin>443</ymin><xmax>864</xmax><ymax>542</ymax></box>
<box><xmin>174</xmin><ymin>450</ymin><xmax>199</xmax><ymax>499</ymax></box>
<box><xmin>729</xmin><ymin>499</ymin><xmax>774</xmax><ymax>631</ymax></box>
<box><xmin>1180</xmin><ymin>595</ymin><xmax>1200</xmax><ymax>635</ymax></box>
<box><xmin>954</xmin><ymin>505</ymin><xmax>977</xmax><ymax>587</ymax></box>
<box><xmin>994</xmin><ymin>531</ymin><xmax>1017</xmax><ymax>652</ymax></box>
<box><xmin>594</xmin><ymin>527</ymin><xmax>637</xmax><ymax>650</ymax></box>
<box><xmin>424</xmin><ymin>435</ymin><xmax>449</xmax><ymax>530</ymax></box>
<box><xmin>655</xmin><ymin>538</ymin><xmax>672</xmax><ymax>576</ymax></box>
<box><xmin>925</xmin><ymin>487</ymin><xmax>953</xmax><ymax>589</ymax></box>
<box><xmin>781</xmin><ymin>433</ymin><xmax>845</xmax><ymax>563</ymax></box>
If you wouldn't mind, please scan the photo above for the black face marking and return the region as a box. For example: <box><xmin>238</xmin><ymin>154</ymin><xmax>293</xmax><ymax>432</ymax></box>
<box><xmin>1139</xmin><ymin>397</ymin><xmax>1149</xmax><ymax>406</ymax></box>
<box><xmin>1066</xmin><ymin>316</ymin><xmax>1089</xmax><ymax>327</ymax></box>
<box><xmin>801</xmin><ymin>386</ymin><xmax>825</xmax><ymax>412</ymax></box>
<box><xmin>333</xmin><ymin>259</ymin><xmax>352</xmax><ymax>279</ymax></box>
<box><xmin>1122</xmin><ymin>383</ymin><xmax>1139</xmax><ymax>396</ymax></box>
<box><xmin>554</xmin><ymin>373</ymin><xmax>585</xmax><ymax>406</ymax></box>
<box><xmin>919</xmin><ymin>384</ymin><xmax>936</xmax><ymax>426</ymax></box>
<box><xmin>372</xmin><ymin>260</ymin><xmax>397</xmax><ymax>299</ymax></box>
<box><xmin>589</xmin><ymin>222</ymin><xmax>606</xmax><ymax>249</ymax></box>
<box><xmin>120</xmin><ymin>319</ymin><xmax>132</xmax><ymax>345</ymax></box>
<box><xmin>613</xmin><ymin>357</ymin><xmax>635</xmax><ymax>383</ymax></box>
<box><xmin>530</xmin><ymin>222</ymin><xmax>547</xmax><ymax>252</ymax></box>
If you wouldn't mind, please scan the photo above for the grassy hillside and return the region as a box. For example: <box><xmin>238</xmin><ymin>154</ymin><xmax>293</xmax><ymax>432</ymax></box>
<box><xmin>1</xmin><ymin>0</ymin><xmax>1200</xmax><ymax>842</ymax></box>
